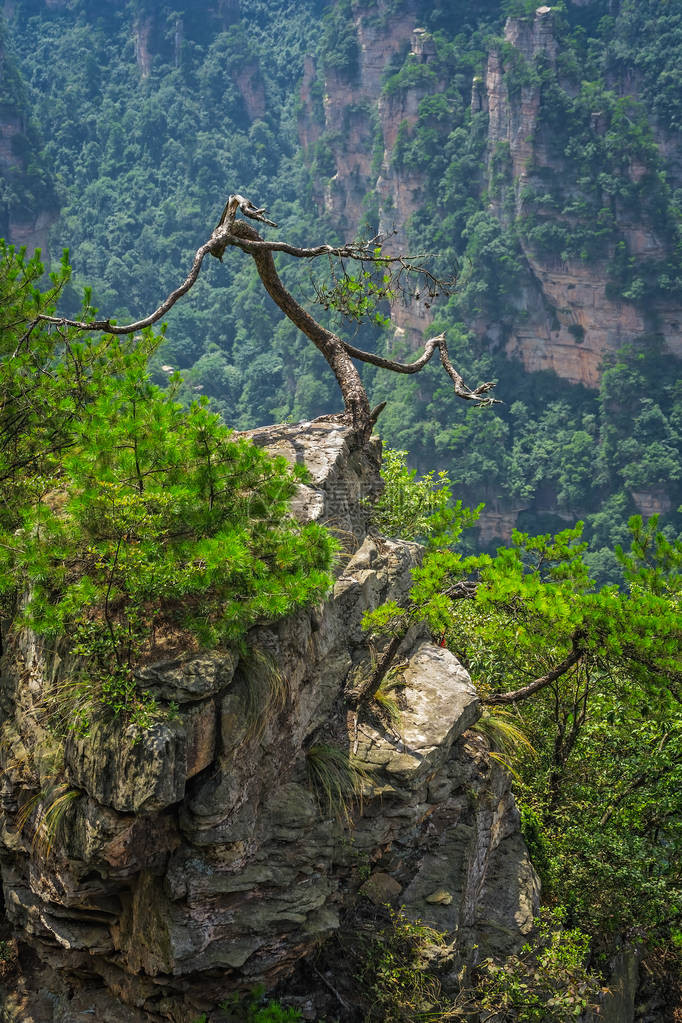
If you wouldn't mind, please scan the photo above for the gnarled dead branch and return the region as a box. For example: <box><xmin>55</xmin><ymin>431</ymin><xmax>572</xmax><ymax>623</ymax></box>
<box><xmin>36</xmin><ymin>193</ymin><xmax>499</xmax><ymax>433</ymax></box>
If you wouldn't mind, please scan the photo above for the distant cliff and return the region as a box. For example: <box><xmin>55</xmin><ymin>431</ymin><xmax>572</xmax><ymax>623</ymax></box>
<box><xmin>300</xmin><ymin>1</ymin><xmax>682</xmax><ymax>388</ymax></box>
<box><xmin>482</xmin><ymin>7</ymin><xmax>682</xmax><ymax>386</ymax></box>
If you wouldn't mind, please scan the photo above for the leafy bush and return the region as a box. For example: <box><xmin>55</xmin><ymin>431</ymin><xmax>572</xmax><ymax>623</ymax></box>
<box><xmin>472</xmin><ymin>908</ymin><xmax>601</xmax><ymax>1022</ymax></box>
<box><xmin>354</xmin><ymin>908</ymin><xmax>455</xmax><ymax>1022</ymax></box>
<box><xmin>370</xmin><ymin>447</ymin><xmax>480</xmax><ymax>545</ymax></box>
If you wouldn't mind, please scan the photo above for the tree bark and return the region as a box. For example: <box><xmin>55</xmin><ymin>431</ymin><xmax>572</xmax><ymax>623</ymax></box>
<box><xmin>482</xmin><ymin>645</ymin><xmax>583</xmax><ymax>706</ymax></box>
<box><xmin>228</xmin><ymin>220</ymin><xmax>372</xmax><ymax>433</ymax></box>
<box><xmin>36</xmin><ymin>194</ymin><xmax>498</xmax><ymax>432</ymax></box>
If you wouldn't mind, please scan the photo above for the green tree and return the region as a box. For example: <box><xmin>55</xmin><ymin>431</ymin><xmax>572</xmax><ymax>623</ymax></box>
<box><xmin>0</xmin><ymin>244</ymin><xmax>335</xmax><ymax>728</ymax></box>
<box><xmin>365</xmin><ymin>488</ymin><xmax>682</xmax><ymax>953</ymax></box>
<box><xmin>0</xmin><ymin>241</ymin><xmax>123</xmax><ymax>527</ymax></box>
<box><xmin>369</xmin><ymin>446</ymin><xmax>480</xmax><ymax>543</ymax></box>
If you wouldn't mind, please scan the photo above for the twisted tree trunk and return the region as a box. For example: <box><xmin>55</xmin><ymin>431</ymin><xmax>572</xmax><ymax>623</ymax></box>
<box><xmin>229</xmin><ymin>219</ymin><xmax>372</xmax><ymax>433</ymax></box>
<box><xmin>37</xmin><ymin>193</ymin><xmax>498</xmax><ymax>435</ymax></box>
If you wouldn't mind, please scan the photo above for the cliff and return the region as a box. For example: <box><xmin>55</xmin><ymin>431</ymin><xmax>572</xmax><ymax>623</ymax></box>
<box><xmin>482</xmin><ymin>6</ymin><xmax>682</xmax><ymax>386</ymax></box>
<box><xmin>0</xmin><ymin>422</ymin><xmax>539</xmax><ymax>1022</ymax></box>
<box><xmin>301</xmin><ymin>1</ymin><xmax>682</xmax><ymax>387</ymax></box>
<box><xmin>300</xmin><ymin>1</ymin><xmax>435</xmax><ymax>337</ymax></box>
<box><xmin>292</xmin><ymin>1</ymin><xmax>682</xmax><ymax>549</ymax></box>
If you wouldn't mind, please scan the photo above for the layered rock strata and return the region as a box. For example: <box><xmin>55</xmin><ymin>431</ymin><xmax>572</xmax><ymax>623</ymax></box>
<box><xmin>0</xmin><ymin>422</ymin><xmax>539</xmax><ymax>1022</ymax></box>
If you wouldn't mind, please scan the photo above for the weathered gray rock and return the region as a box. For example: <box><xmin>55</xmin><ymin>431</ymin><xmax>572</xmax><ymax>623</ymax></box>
<box><xmin>598</xmin><ymin>949</ymin><xmax>638</xmax><ymax>1023</ymax></box>
<box><xmin>355</xmin><ymin>641</ymin><xmax>480</xmax><ymax>778</ymax></box>
<box><xmin>134</xmin><ymin>650</ymin><xmax>238</xmax><ymax>704</ymax></box>
<box><xmin>64</xmin><ymin>698</ymin><xmax>216</xmax><ymax>813</ymax></box>
<box><xmin>360</xmin><ymin>871</ymin><xmax>403</xmax><ymax>906</ymax></box>
<box><xmin>0</xmin><ymin>421</ymin><xmax>539</xmax><ymax>1022</ymax></box>
<box><xmin>246</xmin><ymin>419</ymin><xmax>382</xmax><ymax>548</ymax></box>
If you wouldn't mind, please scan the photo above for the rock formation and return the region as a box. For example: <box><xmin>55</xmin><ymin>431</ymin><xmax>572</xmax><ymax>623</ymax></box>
<box><xmin>300</xmin><ymin>2</ymin><xmax>682</xmax><ymax>386</ymax></box>
<box><xmin>482</xmin><ymin>6</ymin><xmax>682</xmax><ymax>386</ymax></box>
<box><xmin>0</xmin><ymin>422</ymin><xmax>539</xmax><ymax>1022</ymax></box>
<box><xmin>299</xmin><ymin>1</ymin><xmax>436</xmax><ymax>338</ymax></box>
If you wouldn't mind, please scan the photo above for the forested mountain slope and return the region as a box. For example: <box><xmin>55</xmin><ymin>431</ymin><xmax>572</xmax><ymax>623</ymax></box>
<box><xmin>2</xmin><ymin>0</ymin><xmax>682</xmax><ymax>576</ymax></box>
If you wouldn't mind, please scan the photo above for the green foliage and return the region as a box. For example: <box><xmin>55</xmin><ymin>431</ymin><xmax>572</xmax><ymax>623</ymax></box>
<box><xmin>604</xmin><ymin>0</ymin><xmax>682</xmax><ymax>133</ymax></box>
<box><xmin>518</xmin><ymin>83</ymin><xmax>681</xmax><ymax>286</ymax></box>
<box><xmin>355</xmin><ymin>908</ymin><xmax>456</xmax><ymax>1022</ymax></box>
<box><xmin>305</xmin><ymin>742</ymin><xmax>373</xmax><ymax>822</ymax></box>
<box><xmin>0</xmin><ymin>241</ymin><xmax>89</xmax><ymax>521</ymax></box>
<box><xmin>368</xmin><ymin>503</ymin><xmax>682</xmax><ymax>950</ymax></box>
<box><xmin>319</xmin><ymin>0</ymin><xmax>359</xmax><ymax>79</ymax></box>
<box><xmin>341</xmin><ymin>904</ymin><xmax>601</xmax><ymax>1021</ymax></box>
<box><xmin>0</xmin><ymin>246</ymin><xmax>335</xmax><ymax>731</ymax></box>
<box><xmin>472</xmin><ymin>908</ymin><xmax>601</xmax><ymax>1022</ymax></box>
<box><xmin>544</xmin><ymin>712</ymin><xmax>682</xmax><ymax>941</ymax></box>
<box><xmin>219</xmin><ymin>986</ymin><xmax>302</xmax><ymax>1022</ymax></box>
<box><xmin>370</xmin><ymin>447</ymin><xmax>481</xmax><ymax>544</ymax></box>
<box><xmin>312</xmin><ymin>248</ymin><xmax>394</xmax><ymax>327</ymax></box>
<box><xmin>519</xmin><ymin>805</ymin><xmax>551</xmax><ymax>889</ymax></box>
<box><xmin>0</xmin><ymin>18</ymin><xmax>55</xmax><ymax>222</ymax></box>
<box><xmin>383</xmin><ymin>58</ymin><xmax>437</xmax><ymax>100</ymax></box>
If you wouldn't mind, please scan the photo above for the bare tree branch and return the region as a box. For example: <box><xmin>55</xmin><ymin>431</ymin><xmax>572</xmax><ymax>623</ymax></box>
<box><xmin>217</xmin><ymin>193</ymin><xmax>279</xmax><ymax>229</ymax></box>
<box><xmin>34</xmin><ymin>193</ymin><xmax>498</xmax><ymax>429</ymax></box>
<box><xmin>443</xmin><ymin>580</ymin><xmax>480</xmax><ymax>600</ymax></box>
<box><xmin>345</xmin><ymin>333</ymin><xmax>500</xmax><ymax>406</ymax></box>
<box><xmin>227</xmin><ymin>218</ymin><xmax>372</xmax><ymax>430</ymax></box>
<box><xmin>36</xmin><ymin>237</ymin><xmax>215</xmax><ymax>336</ymax></box>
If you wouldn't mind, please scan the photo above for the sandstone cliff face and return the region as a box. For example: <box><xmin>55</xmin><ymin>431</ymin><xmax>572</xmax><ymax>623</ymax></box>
<box><xmin>301</xmin><ymin>2</ymin><xmax>682</xmax><ymax>387</ymax></box>
<box><xmin>482</xmin><ymin>7</ymin><xmax>682</xmax><ymax>387</ymax></box>
<box><xmin>0</xmin><ymin>422</ymin><xmax>539</xmax><ymax>1022</ymax></box>
<box><xmin>305</xmin><ymin>2</ymin><xmax>418</xmax><ymax>230</ymax></box>
<box><xmin>298</xmin><ymin>5</ymin><xmax>439</xmax><ymax>339</ymax></box>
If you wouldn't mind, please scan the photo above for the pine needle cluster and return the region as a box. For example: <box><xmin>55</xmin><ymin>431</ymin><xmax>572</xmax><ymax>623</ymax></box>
<box><xmin>0</xmin><ymin>243</ymin><xmax>336</xmax><ymax>730</ymax></box>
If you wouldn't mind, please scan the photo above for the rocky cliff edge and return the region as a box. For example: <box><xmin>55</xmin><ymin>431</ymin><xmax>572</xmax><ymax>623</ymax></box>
<box><xmin>0</xmin><ymin>421</ymin><xmax>539</xmax><ymax>1022</ymax></box>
